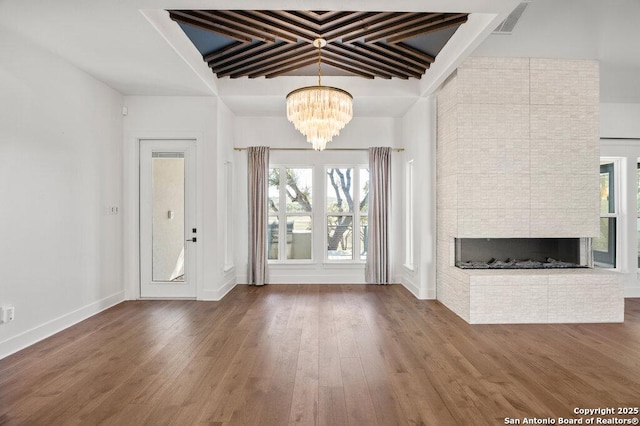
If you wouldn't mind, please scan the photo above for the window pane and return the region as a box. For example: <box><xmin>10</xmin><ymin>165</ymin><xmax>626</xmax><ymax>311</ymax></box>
<box><xmin>268</xmin><ymin>216</ymin><xmax>279</xmax><ymax>260</ymax></box>
<box><xmin>360</xmin><ymin>215</ymin><xmax>368</xmax><ymax>261</ymax></box>
<box><xmin>268</xmin><ymin>168</ymin><xmax>279</xmax><ymax>213</ymax></box>
<box><xmin>286</xmin><ymin>215</ymin><xmax>312</xmax><ymax>260</ymax></box>
<box><xmin>327</xmin><ymin>168</ymin><xmax>354</xmax><ymax>213</ymax></box>
<box><xmin>637</xmin><ymin>162</ymin><xmax>640</xmax><ymax>214</ymax></box>
<box><xmin>593</xmin><ymin>217</ymin><xmax>616</xmax><ymax>268</ymax></box>
<box><xmin>152</xmin><ymin>154</ymin><xmax>185</xmax><ymax>282</ymax></box>
<box><xmin>286</xmin><ymin>168</ymin><xmax>312</xmax><ymax>212</ymax></box>
<box><xmin>360</xmin><ymin>168</ymin><xmax>369</xmax><ymax>213</ymax></box>
<box><xmin>600</xmin><ymin>161</ymin><xmax>615</xmax><ymax>214</ymax></box>
<box><xmin>327</xmin><ymin>215</ymin><xmax>353</xmax><ymax>260</ymax></box>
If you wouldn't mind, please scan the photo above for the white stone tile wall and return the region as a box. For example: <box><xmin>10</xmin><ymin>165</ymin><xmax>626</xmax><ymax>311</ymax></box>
<box><xmin>435</xmin><ymin>57</ymin><xmax>621</xmax><ymax>324</ymax></box>
<box><xmin>437</xmin><ymin>56</ymin><xmax>600</xmax><ymax>239</ymax></box>
<box><xmin>467</xmin><ymin>269</ymin><xmax>623</xmax><ymax>324</ymax></box>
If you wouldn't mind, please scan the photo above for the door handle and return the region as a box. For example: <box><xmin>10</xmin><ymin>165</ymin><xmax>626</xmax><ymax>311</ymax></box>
<box><xmin>186</xmin><ymin>237</ymin><xmax>197</xmax><ymax>242</ymax></box>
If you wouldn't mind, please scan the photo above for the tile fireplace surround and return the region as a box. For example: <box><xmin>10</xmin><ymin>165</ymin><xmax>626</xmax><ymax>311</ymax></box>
<box><xmin>435</xmin><ymin>57</ymin><xmax>623</xmax><ymax>324</ymax></box>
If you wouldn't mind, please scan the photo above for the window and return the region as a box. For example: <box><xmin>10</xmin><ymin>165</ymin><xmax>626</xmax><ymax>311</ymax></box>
<box><xmin>405</xmin><ymin>160</ymin><xmax>414</xmax><ymax>269</ymax></box>
<box><xmin>268</xmin><ymin>167</ymin><xmax>313</xmax><ymax>261</ymax></box>
<box><xmin>637</xmin><ymin>161</ymin><xmax>640</xmax><ymax>267</ymax></box>
<box><xmin>594</xmin><ymin>159</ymin><xmax>618</xmax><ymax>268</ymax></box>
<box><xmin>326</xmin><ymin>167</ymin><xmax>369</xmax><ymax>261</ymax></box>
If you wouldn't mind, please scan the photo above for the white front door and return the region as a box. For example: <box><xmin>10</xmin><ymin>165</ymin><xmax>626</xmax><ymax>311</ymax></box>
<box><xmin>140</xmin><ymin>139</ymin><xmax>197</xmax><ymax>298</ymax></box>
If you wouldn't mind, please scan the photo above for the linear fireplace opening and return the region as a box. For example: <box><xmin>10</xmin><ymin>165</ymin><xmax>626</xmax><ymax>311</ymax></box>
<box><xmin>455</xmin><ymin>238</ymin><xmax>592</xmax><ymax>269</ymax></box>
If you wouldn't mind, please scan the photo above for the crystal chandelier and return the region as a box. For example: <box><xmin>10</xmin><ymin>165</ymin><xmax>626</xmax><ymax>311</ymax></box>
<box><xmin>286</xmin><ymin>38</ymin><xmax>353</xmax><ymax>151</ymax></box>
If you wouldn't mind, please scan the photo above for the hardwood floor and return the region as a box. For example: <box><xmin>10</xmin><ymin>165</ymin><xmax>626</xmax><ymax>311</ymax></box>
<box><xmin>1</xmin><ymin>285</ymin><xmax>639</xmax><ymax>426</ymax></box>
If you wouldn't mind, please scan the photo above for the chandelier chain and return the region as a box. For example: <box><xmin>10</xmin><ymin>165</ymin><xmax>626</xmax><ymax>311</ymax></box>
<box><xmin>317</xmin><ymin>42</ymin><xmax>322</xmax><ymax>86</ymax></box>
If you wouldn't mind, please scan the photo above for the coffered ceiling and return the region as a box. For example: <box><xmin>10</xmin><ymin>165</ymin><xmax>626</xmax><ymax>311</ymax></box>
<box><xmin>1</xmin><ymin>0</ymin><xmax>637</xmax><ymax>111</ymax></box>
<box><xmin>168</xmin><ymin>10</ymin><xmax>467</xmax><ymax>80</ymax></box>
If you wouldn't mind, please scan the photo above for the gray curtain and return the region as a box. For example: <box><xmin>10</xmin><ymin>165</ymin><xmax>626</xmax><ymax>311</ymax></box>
<box><xmin>247</xmin><ymin>146</ymin><xmax>269</xmax><ymax>286</ymax></box>
<box><xmin>365</xmin><ymin>147</ymin><xmax>391</xmax><ymax>284</ymax></box>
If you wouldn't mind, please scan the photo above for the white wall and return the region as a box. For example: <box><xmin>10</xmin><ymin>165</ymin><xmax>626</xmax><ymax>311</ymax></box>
<box><xmin>217</xmin><ymin>101</ymin><xmax>237</xmax><ymax>294</ymax></box>
<box><xmin>0</xmin><ymin>29</ymin><xmax>124</xmax><ymax>358</ymax></box>
<box><xmin>122</xmin><ymin>96</ymin><xmax>235</xmax><ymax>301</ymax></box>
<box><xmin>600</xmin><ymin>102</ymin><xmax>640</xmax><ymax>297</ymax></box>
<box><xmin>233</xmin><ymin>115</ymin><xmax>402</xmax><ymax>284</ymax></box>
<box><xmin>400</xmin><ymin>97</ymin><xmax>438</xmax><ymax>299</ymax></box>
<box><xmin>601</xmin><ymin>103</ymin><xmax>640</xmax><ymax>138</ymax></box>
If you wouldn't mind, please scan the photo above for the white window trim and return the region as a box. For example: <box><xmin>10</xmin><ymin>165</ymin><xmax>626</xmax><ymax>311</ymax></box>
<box><xmin>223</xmin><ymin>161</ymin><xmax>234</xmax><ymax>272</ymax></box>
<box><xmin>596</xmin><ymin>157</ymin><xmax>621</xmax><ymax>270</ymax></box>
<box><xmin>404</xmin><ymin>159</ymin><xmax>415</xmax><ymax>271</ymax></box>
<box><xmin>324</xmin><ymin>165</ymin><xmax>368</xmax><ymax>263</ymax></box>
<box><xmin>637</xmin><ymin>159</ymin><xmax>640</xmax><ymax>275</ymax></box>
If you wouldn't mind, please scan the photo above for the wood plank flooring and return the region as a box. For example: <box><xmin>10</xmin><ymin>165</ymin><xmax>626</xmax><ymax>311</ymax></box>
<box><xmin>1</xmin><ymin>285</ymin><xmax>639</xmax><ymax>425</ymax></box>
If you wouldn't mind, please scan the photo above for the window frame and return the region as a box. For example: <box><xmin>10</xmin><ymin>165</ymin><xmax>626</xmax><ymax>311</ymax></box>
<box><xmin>324</xmin><ymin>165</ymin><xmax>369</xmax><ymax>263</ymax></box>
<box><xmin>594</xmin><ymin>158</ymin><xmax>620</xmax><ymax>269</ymax></box>
<box><xmin>637</xmin><ymin>160</ymin><xmax>640</xmax><ymax>268</ymax></box>
<box><xmin>268</xmin><ymin>165</ymin><xmax>314</xmax><ymax>264</ymax></box>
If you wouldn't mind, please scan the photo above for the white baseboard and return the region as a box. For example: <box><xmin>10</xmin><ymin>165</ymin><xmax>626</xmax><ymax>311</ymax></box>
<box><xmin>0</xmin><ymin>291</ymin><xmax>125</xmax><ymax>360</ymax></box>
<box><xmin>200</xmin><ymin>277</ymin><xmax>237</xmax><ymax>301</ymax></box>
<box><xmin>401</xmin><ymin>275</ymin><xmax>421</xmax><ymax>298</ymax></box>
<box><xmin>625</xmin><ymin>286</ymin><xmax>640</xmax><ymax>298</ymax></box>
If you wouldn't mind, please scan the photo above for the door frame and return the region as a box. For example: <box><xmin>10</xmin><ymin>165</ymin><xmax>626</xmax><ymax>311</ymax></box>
<box><xmin>124</xmin><ymin>133</ymin><xmax>204</xmax><ymax>300</ymax></box>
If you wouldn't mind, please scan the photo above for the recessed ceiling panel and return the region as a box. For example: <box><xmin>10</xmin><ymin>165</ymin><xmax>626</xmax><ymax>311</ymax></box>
<box><xmin>169</xmin><ymin>10</ymin><xmax>468</xmax><ymax>80</ymax></box>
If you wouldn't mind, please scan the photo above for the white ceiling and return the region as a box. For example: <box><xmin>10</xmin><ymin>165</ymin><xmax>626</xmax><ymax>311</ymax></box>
<box><xmin>474</xmin><ymin>0</ymin><xmax>640</xmax><ymax>103</ymax></box>
<box><xmin>1</xmin><ymin>0</ymin><xmax>638</xmax><ymax>117</ymax></box>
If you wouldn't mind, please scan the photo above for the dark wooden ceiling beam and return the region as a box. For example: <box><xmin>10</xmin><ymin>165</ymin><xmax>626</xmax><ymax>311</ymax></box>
<box><xmin>173</xmin><ymin>9</ymin><xmax>464</xmax><ymax>80</ymax></box>
<box><xmin>324</xmin><ymin>44</ymin><xmax>419</xmax><ymax>78</ymax></box>
<box><xmin>261</xmin><ymin>11</ymin><xmax>322</xmax><ymax>33</ymax></box>
<box><xmin>289</xmin><ymin>10</ymin><xmax>357</xmax><ymax>27</ymax></box>
<box><xmin>203</xmin><ymin>41</ymin><xmax>245</xmax><ymax>62</ymax></box>
<box><xmin>191</xmin><ymin>10</ymin><xmax>278</xmax><ymax>43</ymax></box>
<box><xmin>363</xmin><ymin>13</ymin><xmax>458</xmax><ymax>43</ymax></box>
<box><xmin>322</xmin><ymin>51</ymin><xmax>394</xmax><ymax>79</ymax></box>
<box><xmin>211</xmin><ymin>41</ymin><xmax>286</xmax><ymax>71</ymax></box>
<box><xmin>227</xmin><ymin>10</ymin><xmax>317</xmax><ymax>43</ymax></box>
<box><xmin>209</xmin><ymin>10</ymin><xmax>298</xmax><ymax>43</ymax></box>
<box><xmin>316</xmin><ymin>11</ymin><xmax>377</xmax><ymax>34</ymax></box>
<box><xmin>206</xmin><ymin>41</ymin><xmax>268</xmax><ymax>66</ymax></box>
<box><xmin>387</xmin><ymin>42</ymin><xmax>436</xmax><ymax>64</ymax></box>
<box><xmin>342</xmin><ymin>13</ymin><xmax>441</xmax><ymax>43</ymax></box>
<box><xmin>322</xmin><ymin>12</ymin><xmax>405</xmax><ymax>42</ymax></box>
<box><xmin>339</xmin><ymin>42</ymin><xmax>428</xmax><ymax>75</ymax></box>
<box><xmin>320</xmin><ymin>58</ymin><xmax>375</xmax><ymax>79</ymax></box>
<box><xmin>243</xmin><ymin>51</ymin><xmax>319</xmax><ymax>78</ymax></box>
<box><xmin>169</xmin><ymin>11</ymin><xmax>253</xmax><ymax>42</ymax></box>
<box><xmin>386</xmin><ymin>15</ymin><xmax>468</xmax><ymax>43</ymax></box>
<box><xmin>264</xmin><ymin>58</ymin><xmax>319</xmax><ymax>78</ymax></box>
<box><xmin>351</xmin><ymin>42</ymin><xmax>431</xmax><ymax>73</ymax></box>
<box><xmin>255</xmin><ymin>55</ymin><xmax>318</xmax><ymax>78</ymax></box>
<box><xmin>358</xmin><ymin>42</ymin><xmax>431</xmax><ymax>70</ymax></box>
<box><xmin>215</xmin><ymin>44</ymin><xmax>315</xmax><ymax>77</ymax></box>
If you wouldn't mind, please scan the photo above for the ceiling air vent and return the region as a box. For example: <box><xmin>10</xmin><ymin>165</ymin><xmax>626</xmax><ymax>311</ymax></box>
<box><xmin>493</xmin><ymin>0</ymin><xmax>531</xmax><ymax>34</ymax></box>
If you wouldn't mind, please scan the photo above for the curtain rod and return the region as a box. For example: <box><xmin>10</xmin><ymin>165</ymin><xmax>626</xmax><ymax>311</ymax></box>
<box><xmin>234</xmin><ymin>147</ymin><xmax>404</xmax><ymax>152</ymax></box>
<box><xmin>600</xmin><ymin>137</ymin><xmax>640</xmax><ymax>140</ymax></box>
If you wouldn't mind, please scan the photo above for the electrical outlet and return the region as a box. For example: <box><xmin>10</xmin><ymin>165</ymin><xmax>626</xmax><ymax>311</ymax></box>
<box><xmin>0</xmin><ymin>306</ymin><xmax>14</xmax><ymax>323</ymax></box>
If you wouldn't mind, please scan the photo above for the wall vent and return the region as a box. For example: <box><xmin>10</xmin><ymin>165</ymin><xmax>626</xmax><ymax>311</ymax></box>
<box><xmin>493</xmin><ymin>0</ymin><xmax>531</xmax><ymax>34</ymax></box>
